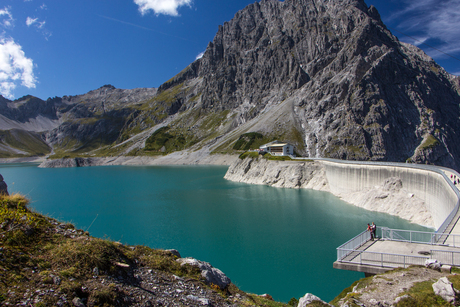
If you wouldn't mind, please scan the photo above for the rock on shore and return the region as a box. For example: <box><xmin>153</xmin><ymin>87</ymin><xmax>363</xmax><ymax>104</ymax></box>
<box><xmin>224</xmin><ymin>158</ymin><xmax>329</xmax><ymax>191</ymax></box>
<box><xmin>0</xmin><ymin>174</ymin><xmax>8</xmax><ymax>195</ymax></box>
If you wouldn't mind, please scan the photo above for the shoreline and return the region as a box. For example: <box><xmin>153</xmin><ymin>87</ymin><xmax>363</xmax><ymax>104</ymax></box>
<box><xmin>3</xmin><ymin>153</ymin><xmax>457</xmax><ymax>229</ymax></box>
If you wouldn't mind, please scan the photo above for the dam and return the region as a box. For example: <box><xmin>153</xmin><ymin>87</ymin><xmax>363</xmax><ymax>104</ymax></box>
<box><xmin>322</xmin><ymin>159</ymin><xmax>460</xmax><ymax>274</ymax></box>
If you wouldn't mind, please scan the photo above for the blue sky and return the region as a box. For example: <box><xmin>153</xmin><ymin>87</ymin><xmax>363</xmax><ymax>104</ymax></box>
<box><xmin>1</xmin><ymin>0</ymin><xmax>459</xmax><ymax>100</ymax></box>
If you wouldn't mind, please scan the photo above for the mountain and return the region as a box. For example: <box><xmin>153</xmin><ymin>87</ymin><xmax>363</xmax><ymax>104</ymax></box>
<box><xmin>1</xmin><ymin>0</ymin><xmax>460</xmax><ymax>170</ymax></box>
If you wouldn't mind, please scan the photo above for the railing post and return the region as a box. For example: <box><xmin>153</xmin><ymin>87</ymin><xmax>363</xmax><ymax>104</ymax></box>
<box><xmin>381</xmin><ymin>253</ymin><xmax>383</xmax><ymax>267</ymax></box>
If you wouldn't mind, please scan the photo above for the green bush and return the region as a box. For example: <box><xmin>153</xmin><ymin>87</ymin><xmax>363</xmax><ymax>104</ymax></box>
<box><xmin>238</xmin><ymin>151</ymin><xmax>260</xmax><ymax>159</ymax></box>
<box><xmin>233</xmin><ymin>132</ymin><xmax>264</xmax><ymax>150</ymax></box>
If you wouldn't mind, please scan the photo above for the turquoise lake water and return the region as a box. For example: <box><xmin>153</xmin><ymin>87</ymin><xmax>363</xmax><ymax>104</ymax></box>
<box><xmin>0</xmin><ymin>163</ymin><xmax>431</xmax><ymax>302</ymax></box>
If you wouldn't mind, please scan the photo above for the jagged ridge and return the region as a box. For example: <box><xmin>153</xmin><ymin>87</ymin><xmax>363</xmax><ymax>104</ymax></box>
<box><xmin>1</xmin><ymin>0</ymin><xmax>460</xmax><ymax>170</ymax></box>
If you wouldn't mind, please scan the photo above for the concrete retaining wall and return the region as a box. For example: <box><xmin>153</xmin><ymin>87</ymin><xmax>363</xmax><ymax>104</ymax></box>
<box><xmin>321</xmin><ymin>160</ymin><xmax>459</xmax><ymax>230</ymax></box>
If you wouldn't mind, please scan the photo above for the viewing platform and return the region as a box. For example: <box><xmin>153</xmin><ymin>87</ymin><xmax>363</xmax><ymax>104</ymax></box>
<box><xmin>332</xmin><ymin>161</ymin><xmax>460</xmax><ymax>275</ymax></box>
<box><xmin>334</xmin><ymin>226</ymin><xmax>460</xmax><ymax>275</ymax></box>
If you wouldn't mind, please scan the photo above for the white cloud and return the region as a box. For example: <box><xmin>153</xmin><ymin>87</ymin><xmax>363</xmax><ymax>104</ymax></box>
<box><xmin>25</xmin><ymin>16</ymin><xmax>51</xmax><ymax>39</ymax></box>
<box><xmin>390</xmin><ymin>0</ymin><xmax>460</xmax><ymax>58</ymax></box>
<box><xmin>195</xmin><ymin>51</ymin><xmax>204</xmax><ymax>60</ymax></box>
<box><xmin>40</xmin><ymin>4</ymin><xmax>47</xmax><ymax>10</ymax></box>
<box><xmin>0</xmin><ymin>6</ymin><xmax>14</xmax><ymax>29</ymax></box>
<box><xmin>134</xmin><ymin>0</ymin><xmax>192</xmax><ymax>16</ymax></box>
<box><xmin>26</xmin><ymin>16</ymin><xmax>38</xmax><ymax>26</ymax></box>
<box><xmin>0</xmin><ymin>37</ymin><xmax>36</xmax><ymax>99</ymax></box>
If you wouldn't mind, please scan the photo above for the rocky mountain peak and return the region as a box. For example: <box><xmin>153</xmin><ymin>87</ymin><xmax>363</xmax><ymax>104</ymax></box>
<box><xmin>2</xmin><ymin>0</ymin><xmax>460</xmax><ymax>171</ymax></box>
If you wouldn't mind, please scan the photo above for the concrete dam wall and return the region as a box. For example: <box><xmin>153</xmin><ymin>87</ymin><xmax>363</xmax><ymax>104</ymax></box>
<box><xmin>224</xmin><ymin>157</ymin><xmax>460</xmax><ymax>230</ymax></box>
<box><xmin>321</xmin><ymin>160</ymin><xmax>460</xmax><ymax>231</ymax></box>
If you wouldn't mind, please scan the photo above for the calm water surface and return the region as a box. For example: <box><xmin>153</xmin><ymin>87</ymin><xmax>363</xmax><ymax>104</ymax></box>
<box><xmin>0</xmin><ymin>163</ymin><xmax>431</xmax><ymax>302</ymax></box>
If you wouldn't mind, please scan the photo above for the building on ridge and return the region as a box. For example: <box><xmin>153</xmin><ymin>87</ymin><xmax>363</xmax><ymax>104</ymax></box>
<box><xmin>259</xmin><ymin>141</ymin><xmax>295</xmax><ymax>156</ymax></box>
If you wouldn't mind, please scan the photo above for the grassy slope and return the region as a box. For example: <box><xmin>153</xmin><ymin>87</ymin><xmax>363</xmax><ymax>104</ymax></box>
<box><xmin>0</xmin><ymin>129</ymin><xmax>51</xmax><ymax>158</ymax></box>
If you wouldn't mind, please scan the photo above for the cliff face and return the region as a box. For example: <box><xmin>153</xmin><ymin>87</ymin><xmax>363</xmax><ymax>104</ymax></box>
<box><xmin>1</xmin><ymin>0</ymin><xmax>460</xmax><ymax>169</ymax></box>
<box><xmin>224</xmin><ymin>157</ymin><xmax>329</xmax><ymax>190</ymax></box>
<box><xmin>161</xmin><ymin>0</ymin><xmax>460</xmax><ymax>169</ymax></box>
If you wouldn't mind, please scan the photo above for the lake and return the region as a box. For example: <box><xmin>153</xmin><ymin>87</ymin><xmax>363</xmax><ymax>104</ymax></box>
<box><xmin>0</xmin><ymin>163</ymin><xmax>431</xmax><ymax>302</ymax></box>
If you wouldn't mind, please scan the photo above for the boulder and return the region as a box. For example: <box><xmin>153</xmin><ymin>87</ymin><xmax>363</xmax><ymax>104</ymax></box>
<box><xmin>177</xmin><ymin>257</ymin><xmax>231</xmax><ymax>289</ymax></box>
<box><xmin>166</xmin><ymin>249</ymin><xmax>181</xmax><ymax>258</ymax></box>
<box><xmin>432</xmin><ymin>277</ymin><xmax>457</xmax><ymax>304</ymax></box>
<box><xmin>425</xmin><ymin>259</ymin><xmax>442</xmax><ymax>270</ymax></box>
<box><xmin>298</xmin><ymin>293</ymin><xmax>330</xmax><ymax>307</ymax></box>
<box><xmin>72</xmin><ymin>297</ymin><xmax>85</xmax><ymax>307</ymax></box>
<box><xmin>0</xmin><ymin>174</ymin><xmax>8</xmax><ymax>195</ymax></box>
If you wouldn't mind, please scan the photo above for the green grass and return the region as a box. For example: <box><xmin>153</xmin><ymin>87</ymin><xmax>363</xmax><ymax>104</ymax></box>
<box><xmin>152</xmin><ymin>83</ymin><xmax>185</xmax><ymax>104</ymax></box>
<box><xmin>330</xmin><ymin>280</ymin><xmax>360</xmax><ymax>306</ymax></box>
<box><xmin>394</xmin><ymin>280</ymin><xmax>451</xmax><ymax>306</ymax></box>
<box><xmin>233</xmin><ymin>132</ymin><xmax>265</xmax><ymax>150</ymax></box>
<box><xmin>0</xmin><ymin>129</ymin><xmax>51</xmax><ymax>158</ymax></box>
<box><xmin>265</xmin><ymin>154</ymin><xmax>292</xmax><ymax>161</ymax></box>
<box><xmin>144</xmin><ymin>126</ymin><xmax>198</xmax><ymax>154</ymax></box>
<box><xmin>419</xmin><ymin>134</ymin><xmax>440</xmax><ymax>151</ymax></box>
<box><xmin>239</xmin><ymin>151</ymin><xmax>260</xmax><ymax>159</ymax></box>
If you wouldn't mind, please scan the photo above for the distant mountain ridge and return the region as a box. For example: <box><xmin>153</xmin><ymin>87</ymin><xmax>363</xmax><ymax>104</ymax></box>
<box><xmin>1</xmin><ymin>0</ymin><xmax>460</xmax><ymax>170</ymax></box>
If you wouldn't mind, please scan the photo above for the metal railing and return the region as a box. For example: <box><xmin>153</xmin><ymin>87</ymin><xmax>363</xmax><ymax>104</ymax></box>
<box><xmin>338</xmin><ymin>249</ymin><xmax>429</xmax><ymax>268</ymax></box>
<box><xmin>336</xmin><ymin>229</ymin><xmax>371</xmax><ymax>261</ymax></box>
<box><xmin>430</xmin><ymin>249</ymin><xmax>460</xmax><ymax>266</ymax></box>
<box><xmin>380</xmin><ymin>227</ymin><xmax>460</xmax><ymax>247</ymax></box>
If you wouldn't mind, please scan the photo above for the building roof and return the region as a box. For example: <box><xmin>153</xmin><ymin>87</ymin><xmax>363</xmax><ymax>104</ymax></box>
<box><xmin>260</xmin><ymin>141</ymin><xmax>292</xmax><ymax>149</ymax></box>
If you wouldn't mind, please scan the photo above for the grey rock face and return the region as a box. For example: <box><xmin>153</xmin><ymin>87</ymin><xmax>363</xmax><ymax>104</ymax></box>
<box><xmin>38</xmin><ymin>158</ymin><xmax>103</xmax><ymax>168</ymax></box>
<box><xmin>2</xmin><ymin>0</ymin><xmax>460</xmax><ymax>171</ymax></box>
<box><xmin>163</xmin><ymin>0</ymin><xmax>460</xmax><ymax>169</ymax></box>
<box><xmin>0</xmin><ymin>174</ymin><xmax>8</xmax><ymax>195</ymax></box>
<box><xmin>224</xmin><ymin>157</ymin><xmax>329</xmax><ymax>190</ymax></box>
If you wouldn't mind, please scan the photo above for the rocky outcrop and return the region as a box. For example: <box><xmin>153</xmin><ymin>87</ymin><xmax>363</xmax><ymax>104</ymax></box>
<box><xmin>224</xmin><ymin>157</ymin><xmax>329</xmax><ymax>190</ymax></box>
<box><xmin>176</xmin><ymin>258</ymin><xmax>231</xmax><ymax>290</ymax></box>
<box><xmin>38</xmin><ymin>157</ymin><xmax>105</xmax><ymax>168</ymax></box>
<box><xmin>0</xmin><ymin>174</ymin><xmax>8</xmax><ymax>195</ymax></box>
<box><xmin>298</xmin><ymin>293</ymin><xmax>330</xmax><ymax>307</ymax></box>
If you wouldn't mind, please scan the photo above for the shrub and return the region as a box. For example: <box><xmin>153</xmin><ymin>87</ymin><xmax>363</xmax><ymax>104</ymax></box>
<box><xmin>233</xmin><ymin>132</ymin><xmax>264</xmax><ymax>150</ymax></box>
<box><xmin>238</xmin><ymin>151</ymin><xmax>260</xmax><ymax>159</ymax></box>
